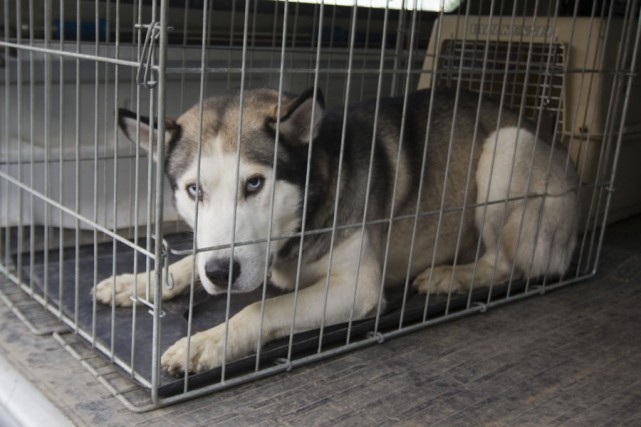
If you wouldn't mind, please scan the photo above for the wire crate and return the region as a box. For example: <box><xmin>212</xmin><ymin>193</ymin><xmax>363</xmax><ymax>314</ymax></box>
<box><xmin>1</xmin><ymin>0</ymin><xmax>639</xmax><ymax>411</ymax></box>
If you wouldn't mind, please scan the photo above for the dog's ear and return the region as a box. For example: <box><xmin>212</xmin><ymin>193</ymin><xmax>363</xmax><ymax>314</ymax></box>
<box><xmin>117</xmin><ymin>108</ymin><xmax>180</xmax><ymax>162</ymax></box>
<box><xmin>272</xmin><ymin>88</ymin><xmax>324</xmax><ymax>145</ymax></box>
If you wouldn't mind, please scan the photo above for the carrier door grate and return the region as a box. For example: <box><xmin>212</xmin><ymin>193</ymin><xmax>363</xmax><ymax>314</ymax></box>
<box><xmin>436</xmin><ymin>39</ymin><xmax>566</xmax><ymax>136</ymax></box>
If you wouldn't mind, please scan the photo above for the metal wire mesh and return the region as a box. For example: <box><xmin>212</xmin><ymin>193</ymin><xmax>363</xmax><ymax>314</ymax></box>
<box><xmin>1</xmin><ymin>0</ymin><xmax>640</xmax><ymax>411</ymax></box>
<box><xmin>436</xmin><ymin>39</ymin><xmax>565</xmax><ymax>128</ymax></box>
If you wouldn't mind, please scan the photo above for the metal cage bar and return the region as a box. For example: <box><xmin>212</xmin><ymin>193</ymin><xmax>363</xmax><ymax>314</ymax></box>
<box><xmin>0</xmin><ymin>0</ymin><xmax>639</xmax><ymax>412</ymax></box>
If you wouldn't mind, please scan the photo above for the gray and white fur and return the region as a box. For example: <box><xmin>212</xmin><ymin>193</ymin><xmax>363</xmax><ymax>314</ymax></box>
<box><xmin>94</xmin><ymin>88</ymin><xmax>579</xmax><ymax>375</ymax></box>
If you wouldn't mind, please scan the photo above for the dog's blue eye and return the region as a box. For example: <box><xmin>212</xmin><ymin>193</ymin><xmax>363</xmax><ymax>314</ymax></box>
<box><xmin>186</xmin><ymin>183</ymin><xmax>203</xmax><ymax>201</ymax></box>
<box><xmin>245</xmin><ymin>176</ymin><xmax>264</xmax><ymax>196</ymax></box>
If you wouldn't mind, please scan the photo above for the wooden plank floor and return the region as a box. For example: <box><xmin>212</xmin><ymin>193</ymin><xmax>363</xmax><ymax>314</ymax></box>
<box><xmin>1</xmin><ymin>217</ymin><xmax>640</xmax><ymax>426</ymax></box>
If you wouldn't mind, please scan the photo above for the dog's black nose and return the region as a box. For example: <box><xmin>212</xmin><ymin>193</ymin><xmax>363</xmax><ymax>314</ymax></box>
<box><xmin>205</xmin><ymin>258</ymin><xmax>241</xmax><ymax>287</ymax></box>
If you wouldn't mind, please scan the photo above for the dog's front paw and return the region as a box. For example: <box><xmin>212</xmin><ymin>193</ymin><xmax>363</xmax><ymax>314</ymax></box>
<box><xmin>161</xmin><ymin>324</ymin><xmax>244</xmax><ymax>375</ymax></box>
<box><xmin>93</xmin><ymin>274</ymin><xmax>143</xmax><ymax>307</ymax></box>
<box><xmin>413</xmin><ymin>265</ymin><xmax>465</xmax><ymax>295</ymax></box>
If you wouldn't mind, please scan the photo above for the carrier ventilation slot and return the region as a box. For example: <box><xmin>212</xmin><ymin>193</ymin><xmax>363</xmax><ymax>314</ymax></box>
<box><xmin>435</xmin><ymin>39</ymin><xmax>566</xmax><ymax>137</ymax></box>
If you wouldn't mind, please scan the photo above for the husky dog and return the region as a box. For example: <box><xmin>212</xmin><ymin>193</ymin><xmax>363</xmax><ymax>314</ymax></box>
<box><xmin>94</xmin><ymin>88</ymin><xmax>578</xmax><ymax>375</ymax></box>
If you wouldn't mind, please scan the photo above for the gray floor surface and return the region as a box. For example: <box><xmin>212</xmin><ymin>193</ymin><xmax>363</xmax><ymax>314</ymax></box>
<box><xmin>1</xmin><ymin>218</ymin><xmax>640</xmax><ymax>426</ymax></box>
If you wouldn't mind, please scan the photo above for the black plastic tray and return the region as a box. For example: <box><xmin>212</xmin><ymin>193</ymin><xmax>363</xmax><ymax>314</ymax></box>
<box><xmin>14</xmin><ymin>233</ymin><xmax>571</xmax><ymax>397</ymax></box>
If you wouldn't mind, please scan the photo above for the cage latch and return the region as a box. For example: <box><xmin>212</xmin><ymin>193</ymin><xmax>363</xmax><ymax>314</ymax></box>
<box><xmin>136</xmin><ymin>22</ymin><xmax>161</xmax><ymax>89</ymax></box>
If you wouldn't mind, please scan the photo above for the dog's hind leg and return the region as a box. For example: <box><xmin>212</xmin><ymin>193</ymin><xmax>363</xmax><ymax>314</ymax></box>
<box><xmin>414</xmin><ymin>127</ymin><xmax>578</xmax><ymax>295</ymax></box>
<box><xmin>413</xmin><ymin>205</ymin><xmax>548</xmax><ymax>295</ymax></box>
<box><xmin>93</xmin><ymin>255</ymin><xmax>195</xmax><ymax>306</ymax></box>
<box><xmin>413</xmin><ymin>247</ymin><xmax>513</xmax><ymax>295</ymax></box>
<box><xmin>500</xmin><ymin>194</ymin><xmax>577</xmax><ymax>280</ymax></box>
<box><xmin>472</xmin><ymin>127</ymin><xmax>577</xmax><ymax>282</ymax></box>
<box><xmin>413</xmin><ymin>195</ymin><xmax>577</xmax><ymax>295</ymax></box>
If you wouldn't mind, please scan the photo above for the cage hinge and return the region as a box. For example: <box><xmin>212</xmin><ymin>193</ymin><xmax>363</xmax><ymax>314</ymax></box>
<box><xmin>136</xmin><ymin>22</ymin><xmax>161</xmax><ymax>88</ymax></box>
<box><xmin>274</xmin><ymin>357</ymin><xmax>293</xmax><ymax>371</ymax></box>
<box><xmin>160</xmin><ymin>237</ymin><xmax>175</xmax><ymax>290</ymax></box>
<box><xmin>135</xmin><ymin>22</ymin><xmax>173</xmax><ymax>89</ymax></box>
<box><xmin>473</xmin><ymin>302</ymin><xmax>488</xmax><ymax>313</ymax></box>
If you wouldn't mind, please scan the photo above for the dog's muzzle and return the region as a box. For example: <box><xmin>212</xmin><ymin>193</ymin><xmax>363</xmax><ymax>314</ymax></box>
<box><xmin>204</xmin><ymin>258</ymin><xmax>241</xmax><ymax>288</ymax></box>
